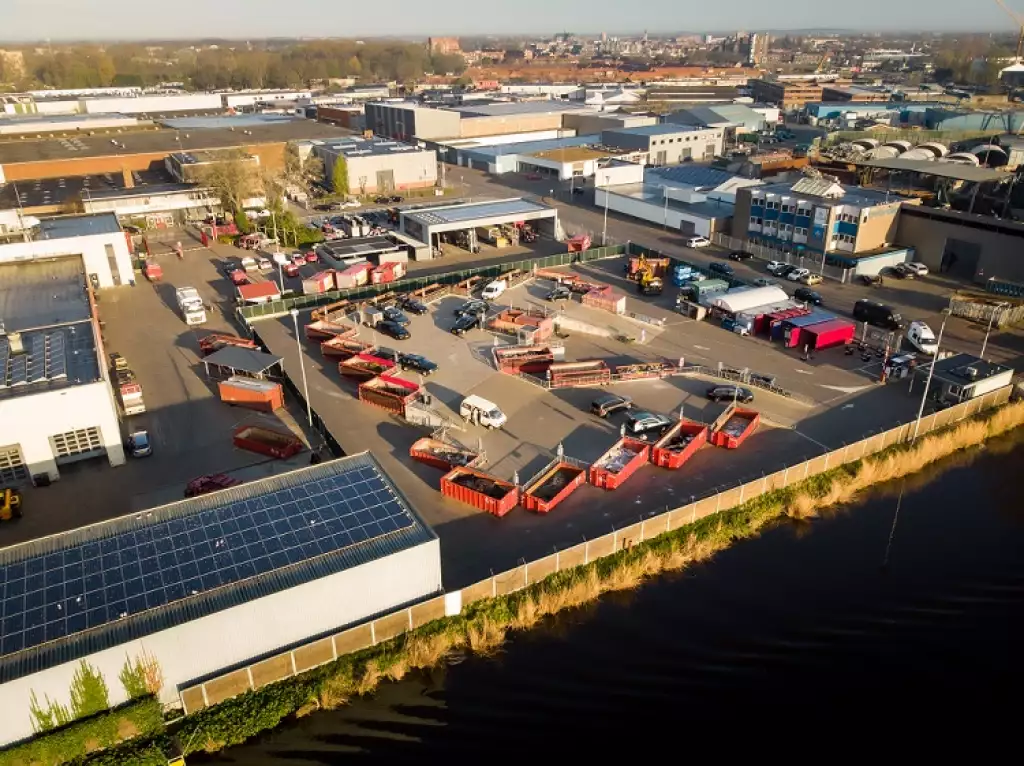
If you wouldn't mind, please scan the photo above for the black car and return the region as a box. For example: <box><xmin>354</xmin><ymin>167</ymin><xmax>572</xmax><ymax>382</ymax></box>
<box><xmin>374</xmin><ymin>195</ymin><xmax>391</xmax><ymax>204</ymax></box>
<box><xmin>397</xmin><ymin>296</ymin><xmax>429</xmax><ymax>315</ymax></box>
<box><xmin>708</xmin><ymin>262</ymin><xmax>734</xmax><ymax>277</ymax></box>
<box><xmin>728</xmin><ymin>251</ymin><xmax>752</xmax><ymax>261</ymax></box>
<box><xmin>591</xmin><ymin>393</ymin><xmax>633</xmax><ymax>418</ymax></box>
<box><xmin>376</xmin><ymin>320</ymin><xmax>410</xmax><ymax>340</ymax></box>
<box><xmin>892</xmin><ymin>263</ymin><xmax>915</xmax><ymax>279</ymax></box>
<box><xmin>775</xmin><ymin>264</ymin><xmax>798</xmax><ymax>279</ymax></box>
<box><xmin>571</xmin><ymin>187</ymin><xmax>585</xmax><ymax>195</ymax></box>
<box><xmin>625</xmin><ymin>411</ymin><xmax>674</xmax><ymax>440</ymax></box>
<box><xmin>546</xmin><ymin>285</ymin><xmax>572</xmax><ymax>301</ymax></box>
<box><xmin>706</xmin><ymin>385</ymin><xmax>754</xmax><ymax>404</ymax></box>
<box><xmin>313</xmin><ymin>203</ymin><xmax>334</xmax><ymax>211</ymax></box>
<box><xmin>398</xmin><ymin>353</ymin><xmax>437</xmax><ymax>375</ymax></box>
<box><xmin>382</xmin><ymin>306</ymin><xmax>410</xmax><ymax>325</ymax></box>
<box><xmin>454</xmin><ymin>300</ymin><xmax>489</xmax><ymax>318</ymax></box>
<box><xmin>390</xmin><ymin>195</ymin><xmax>404</xmax><ymax>203</ymax></box>
<box><xmin>793</xmin><ymin>287</ymin><xmax>823</xmax><ymax>306</ymax></box>
<box><xmin>451</xmin><ymin>313</ymin><xmax>483</xmax><ymax>336</ymax></box>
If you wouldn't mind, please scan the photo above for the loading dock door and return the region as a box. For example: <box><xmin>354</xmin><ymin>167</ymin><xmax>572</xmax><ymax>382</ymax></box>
<box><xmin>940</xmin><ymin>238</ymin><xmax>981</xmax><ymax>280</ymax></box>
<box><xmin>0</xmin><ymin>444</ymin><xmax>28</xmax><ymax>484</ymax></box>
<box><xmin>678</xmin><ymin>220</ymin><xmax>696</xmax><ymax>236</ymax></box>
<box><xmin>376</xmin><ymin>170</ymin><xmax>395</xmax><ymax>193</ymax></box>
<box><xmin>50</xmin><ymin>427</ymin><xmax>104</xmax><ymax>465</ymax></box>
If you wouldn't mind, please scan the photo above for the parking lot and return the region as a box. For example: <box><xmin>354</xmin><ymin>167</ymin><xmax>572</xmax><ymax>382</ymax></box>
<box><xmin>255</xmin><ymin>256</ymin><xmax>924</xmax><ymax>587</ymax></box>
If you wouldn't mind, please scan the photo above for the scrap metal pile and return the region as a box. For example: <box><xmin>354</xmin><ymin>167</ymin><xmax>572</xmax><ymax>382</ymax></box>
<box><xmin>720</xmin><ymin>416</ymin><xmax>749</xmax><ymax>438</ymax></box>
<box><xmin>451</xmin><ymin>472</ymin><xmax>510</xmax><ymax>499</ymax></box>
<box><xmin>594</xmin><ymin>444</ymin><xmax>641</xmax><ymax>474</ymax></box>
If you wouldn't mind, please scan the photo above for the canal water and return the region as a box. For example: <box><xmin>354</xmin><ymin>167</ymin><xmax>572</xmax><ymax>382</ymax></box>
<box><xmin>196</xmin><ymin>431</ymin><xmax>1024</xmax><ymax>762</ymax></box>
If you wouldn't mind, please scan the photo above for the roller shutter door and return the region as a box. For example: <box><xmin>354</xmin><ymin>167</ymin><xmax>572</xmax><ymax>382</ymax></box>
<box><xmin>0</xmin><ymin>445</ymin><xmax>27</xmax><ymax>484</ymax></box>
<box><xmin>49</xmin><ymin>427</ymin><xmax>104</xmax><ymax>465</ymax></box>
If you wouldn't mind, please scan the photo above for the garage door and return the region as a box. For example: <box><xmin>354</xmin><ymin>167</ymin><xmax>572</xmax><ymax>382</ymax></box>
<box><xmin>0</xmin><ymin>445</ymin><xmax>27</xmax><ymax>484</ymax></box>
<box><xmin>50</xmin><ymin>427</ymin><xmax>104</xmax><ymax>465</ymax></box>
<box><xmin>471</xmin><ymin>160</ymin><xmax>488</xmax><ymax>172</ymax></box>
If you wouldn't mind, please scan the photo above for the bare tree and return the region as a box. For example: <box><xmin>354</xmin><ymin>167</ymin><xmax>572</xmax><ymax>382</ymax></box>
<box><xmin>193</xmin><ymin>148</ymin><xmax>259</xmax><ymax>214</ymax></box>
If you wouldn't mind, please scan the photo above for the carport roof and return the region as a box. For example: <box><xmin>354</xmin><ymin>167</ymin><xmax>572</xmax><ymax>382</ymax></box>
<box><xmin>402</xmin><ymin>198</ymin><xmax>553</xmax><ymax>227</ymax></box>
<box><xmin>203</xmin><ymin>346</ymin><xmax>283</xmax><ymax>374</ymax></box>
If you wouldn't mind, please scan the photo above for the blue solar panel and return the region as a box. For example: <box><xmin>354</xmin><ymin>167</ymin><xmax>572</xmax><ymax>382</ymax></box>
<box><xmin>409</xmin><ymin>199</ymin><xmax>549</xmax><ymax>226</ymax></box>
<box><xmin>0</xmin><ymin>464</ymin><xmax>414</xmax><ymax>657</ymax></box>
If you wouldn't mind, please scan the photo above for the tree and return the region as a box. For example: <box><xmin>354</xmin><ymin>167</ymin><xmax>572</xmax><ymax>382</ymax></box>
<box><xmin>120</xmin><ymin>652</ymin><xmax>164</xmax><ymax>700</ymax></box>
<box><xmin>69</xmin><ymin>660</ymin><xmax>110</xmax><ymax>719</ymax></box>
<box><xmin>194</xmin><ymin>149</ymin><xmax>259</xmax><ymax>214</ymax></box>
<box><xmin>29</xmin><ymin>691</ymin><xmax>72</xmax><ymax>733</ymax></box>
<box><xmin>346</xmin><ymin>55</ymin><xmax>362</xmax><ymax>76</ymax></box>
<box><xmin>332</xmin><ymin>155</ymin><xmax>350</xmax><ymax>195</ymax></box>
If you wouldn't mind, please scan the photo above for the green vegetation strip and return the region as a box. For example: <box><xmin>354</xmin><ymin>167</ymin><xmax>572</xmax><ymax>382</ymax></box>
<box><xmin>18</xmin><ymin>400</ymin><xmax>1024</xmax><ymax>766</ymax></box>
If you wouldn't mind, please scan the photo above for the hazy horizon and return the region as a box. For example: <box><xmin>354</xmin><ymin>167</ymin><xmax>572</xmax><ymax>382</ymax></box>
<box><xmin>0</xmin><ymin>0</ymin><xmax>1018</xmax><ymax>42</ymax></box>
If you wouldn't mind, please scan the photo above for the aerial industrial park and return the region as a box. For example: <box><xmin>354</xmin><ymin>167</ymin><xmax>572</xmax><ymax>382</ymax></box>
<box><xmin>0</xmin><ymin>8</ymin><xmax>1023</xmax><ymax>763</ymax></box>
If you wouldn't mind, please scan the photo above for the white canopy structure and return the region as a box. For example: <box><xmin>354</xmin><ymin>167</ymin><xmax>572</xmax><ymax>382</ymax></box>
<box><xmin>710</xmin><ymin>285</ymin><xmax>791</xmax><ymax>315</ymax></box>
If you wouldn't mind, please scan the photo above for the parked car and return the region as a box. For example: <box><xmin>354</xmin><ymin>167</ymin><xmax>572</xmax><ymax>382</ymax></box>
<box><xmin>454</xmin><ymin>300</ymin><xmax>489</xmax><ymax>318</ymax></box>
<box><xmin>125</xmin><ymin>430</ymin><xmax>153</xmax><ymax>458</ymax></box>
<box><xmin>708</xmin><ymin>262</ymin><xmax>734</xmax><ymax>277</ymax></box>
<box><xmin>591</xmin><ymin>393</ymin><xmax>633</xmax><ymax>418</ymax></box>
<box><xmin>376</xmin><ymin>320</ymin><xmax>410</xmax><ymax>340</ymax></box>
<box><xmin>374</xmin><ymin>195</ymin><xmax>391</xmax><ymax>203</ymax></box>
<box><xmin>685</xmin><ymin>235</ymin><xmax>712</xmax><ymax>248</ymax></box>
<box><xmin>270</xmin><ymin>252</ymin><xmax>289</xmax><ymax>266</ymax></box>
<box><xmin>546</xmin><ymin>285</ymin><xmax>572</xmax><ymax>301</ymax></box>
<box><xmin>571</xmin><ymin>187</ymin><xmax>585</xmax><ymax>195</ymax></box>
<box><xmin>241</xmin><ymin>256</ymin><xmax>258</xmax><ymax>272</ymax></box>
<box><xmin>859</xmin><ymin>273</ymin><xmax>884</xmax><ymax>287</ymax></box>
<box><xmin>754</xmin><ymin>277</ymin><xmax>777</xmax><ymax>288</ymax></box>
<box><xmin>257</xmin><ymin>257</ymin><xmax>273</xmax><ymax>272</ymax></box>
<box><xmin>906</xmin><ymin>320</ymin><xmax>938</xmax><ymax>355</ymax></box>
<box><xmin>451</xmin><ymin>313</ymin><xmax>484</xmax><ymax>335</ymax></box>
<box><xmin>390</xmin><ymin>195</ymin><xmax>404</xmax><ymax>203</ymax></box>
<box><xmin>382</xmin><ymin>306</ymin><xmax>410</xmax><ymax>326</ymax></box>
<box><xmin>304</xmin><ymin>251</ymin><xmax>319</xmax><ymax>263</ymax></box>
<box><xmin>903</xmin><ymin>262</ymin><xmax>929</xmax><ymax>276</ymax></box>
<box><xmin>775</xmin><ymin>264</ymin><xmax>798</xmax><ymax>279</ymax></box>
<box><xmin>706</xmin><ymin>385</ymin><xmax>755</xmax><ymax>404</ymax></box>
<box><xmin>892</xmin><ymin>263</ymin><xmax>915</xmax><ymax>279</ymax></box>
<box><xmin>728</xmin><ymin>250</ymin><xmax>752</xmax><ymax>261</ymax></box>
<box><xmin>339</xmin><ymin>199</ymin><xmax>361</xmax><ymax>208</ymax></box>
<box><xmin>290</xmin><ymin>253</ymin><xmax>305</xmax><ymax>267</ymax></box>
<box><xmin>398</xmin><ymin>353</ymin><xmax>437</xmax><ymax>375</ymax></box>
<box><xmin>786</xmin><ymin>267</ymin><xmax>810</xmax><ymax>282</ymax></box>
<box><xmin>800</xmin><ymin>273</ymin><xmax>823</xmax><ymax>286</ymax></box>
<box><xmin>794</xmin><ymin>287</ymin><xmax>823</xmax><ymax>306</ymax></box>
<box><xmin>229</xmin><ymin>269</ymin><xmax>249</xmax><ymax>286</ymax></box>
<box><xmin>397</xmin><ymin>296</ymin><xmax>429</xmax><ymax>315</ymax></box>
<box><xmin>766</xmin><ymin>260</ymin><xmax>787</xmax><ymax>274</ymax></box>
<box><xmin>625</xmin><ymin>411</ymin><xmax>674</xmax><ymax>440</ymax></box>
<box><xmin>284</xmin><ymin>262</ymin><xmax>300</xmax><ymax>278</ymax></box>
<box><xmin>313</xmin><ymin>203</ymin><xmax>334</xmax><ymax>212</ymax></box>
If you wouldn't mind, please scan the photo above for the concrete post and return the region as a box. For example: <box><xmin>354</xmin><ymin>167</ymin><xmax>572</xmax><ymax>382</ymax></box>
<box><xmin>290</xmin><ymin>652</ymin><xmax>298</xmax><ymax>676</ymax></box>
<box><xmin>804</xmin><ymin>461</ymin><xmax>810</xmax><ymax>478</ymax></box>
<box><xmin>370</xmin><ymin>622</ymin><xmax>377</xmax><ymax>645</ymax></box>
<box><xmin>584</xmin><ymin>540</ymin><xmax>590</xmax><ymax>564</ymax></box>
<box><xmin>763</xmin><ymin>475</ymin><xmax>768</xmax><ymax>494</ymax></box>
<box><xmin>330</xmin><ymin>634</ymin><xmax>338</xmax><ymax>660</ymax></box>
<box><xmin>524</xmin><ymin>562</ymin><xmax>529</xmax><ymax>587</ymax></box>
<box><xmin>739</xmin><ymin>483</ymin><xmax>745</xmax><ymax>504</ymax></box>
<box><xmin>824</xmin><ymin>452</ymin><xmax>830</xmax><ymax>471</ymax></box>
<box><xmin>246</xmin><ymin>666</ymin><xmax>255</xmax><ymax>689</ymax></box>
<box><xmin>408</xmin><ymin>608</ymin><xmax>414</xmax><ymax>630</ymax></box>
<box><xmin>613</xmin><ymin>529</ymin><xmax>618</xmax><ymax>552</ymax></box>
<box><xmin>640</xmin><ymin>519</ymin><xmax>646</xmax><ymax>542</ymax></box>
<box><xmin>716</xmin><ymin>491</ymin><xmax>722</xmax><ymax>514</ymax></box>
<box><xmin>784</xmin><ymin>466</ymin><xmax>789</xmax><ymax>485</ymax></box>
<box><xmin>556</xmin><ymin>549</ymin><xmax>560</xmax><ymax>571</ymax></box>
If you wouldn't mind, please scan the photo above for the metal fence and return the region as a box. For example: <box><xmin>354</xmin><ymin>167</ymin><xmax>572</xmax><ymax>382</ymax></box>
<box><xmin>178</xmin><ymin>384</ymin><xmax>1014</xmax><ymax>715</ymax></box>
<box><xmin>950</xmin><ymin>295</ymin><xmax>1024</xmax><ymax>328</ymax></box>
<box><xmin>711</xmin><ymin>233</ymin><xmax>853</xmax><ymax>284</ymax></box>
<box><xmin>238</xmin><ymin>245</ymin><xmax>628</xmax><ymax>323</ymax></box>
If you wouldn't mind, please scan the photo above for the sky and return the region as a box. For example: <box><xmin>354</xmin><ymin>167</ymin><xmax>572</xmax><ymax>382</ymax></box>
<box><xmin>0</xmin><ymin>0</ymin><xmax>1017</xmax><ymax>41</ymax></box>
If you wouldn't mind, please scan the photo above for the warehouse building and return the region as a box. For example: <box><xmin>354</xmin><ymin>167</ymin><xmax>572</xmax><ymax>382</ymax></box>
<box><xmin>666</xmin><ymin>103</ymin><xmax>767</xmax><ymax>138</ymax></box>
<box><xmin>0</xmin><ymin>213</ymin><xmax>134</xmax><ymax>287</ymax></box>
<box><xmin>0</xmin><ymin>453</ymin><xmax>441</xmax><ymax>746</ymax></box>
<box><xmin>312</xmin><ymin>136</ymin><xmax>437</xmax><ymax>195</ymax></box>
<box><xmin>400</xmin><ymin>198</ymin><xmax>561</xmax><ymax>254</ymax></box>
<box><xmin>601</xmin><ymin>124</ymin><xmax>725</xmax><ymax>166</ymax></box>
<box><xmin>0</xmin><ymin>258</ymin><xmax>124</xmax><ymax>487</ymax></box>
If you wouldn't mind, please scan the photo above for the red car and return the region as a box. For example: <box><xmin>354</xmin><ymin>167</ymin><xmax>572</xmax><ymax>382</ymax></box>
<box><xmin>284</xmin><ymin>262</ymin><xmax>300</xmax><ymax>277</ymax></box>
<box><xmin>304</xmin><ymin>251</ymin><xmax>318</xmax><ymax>264</ymax></box>
<box><xmin>229</xmin><ymin>269</ymin><xmax>249</xmax><ymax>286</ymax></box>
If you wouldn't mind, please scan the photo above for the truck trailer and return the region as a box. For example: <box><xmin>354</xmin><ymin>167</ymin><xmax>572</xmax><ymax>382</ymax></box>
<box><xmin>175</xmin><ymin>286</ymin><xmax>207</xmax><ymax>325</ymax></box>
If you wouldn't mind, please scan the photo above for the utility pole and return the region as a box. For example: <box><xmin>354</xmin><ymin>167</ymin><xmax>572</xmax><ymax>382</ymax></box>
<box><xmin>912</xmin><ymin>309</ymin><xmax>950</xmax><ymax>440</ymax></box>
<box><xmin>981</xmin><ymin>301</ymin><xmax>1008</xmax><ymax>358</ymax></box>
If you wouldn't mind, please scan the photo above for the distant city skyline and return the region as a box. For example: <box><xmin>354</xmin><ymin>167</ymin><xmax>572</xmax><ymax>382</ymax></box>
<box><xmin>0</xmin><ymin>0</ymin><xmax>1019</xmax><ymax>41</ymax></box>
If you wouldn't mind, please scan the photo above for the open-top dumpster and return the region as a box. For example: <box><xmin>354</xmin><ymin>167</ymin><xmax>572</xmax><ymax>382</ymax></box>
<box><xmin>321</xmin><ymin>335</ymin><xmax>374</xmax><ymax>360</ymax></box>
<box><xmin>589</xmin><ymin>436</ymin><xmax>650</xmax><ymax>490</ymax></box>
<box><xmin>339</xmin><ymin>352</ymin><xmax>395</xmax><ymax>381</ymax></box>
<box><xmin>547</xmin><ymin>360</ymin><xmax>611</xmax><ymax>388</ymax></box>
<box><xmin>409</xmin><ymin>437</ymin><xmax>482</xmax><ymax>471</ymax></box>
<box><xmin>199</xmin><ymin>333</ymin><xmax>258</xmax><ymax>356</ymax></box>
<box><xmin>440</xmin><ymin>467</ymin><xmax>519</xmax><ymax>517</ymax></box>
<box><xmin>522</xmin><ymin>458</ymin><xmax>587</xmax><ymax>513</ymax></box>
<box><xmin>710</xmin><ymin>406</ymin><xmax>760</xmax><ymax>449</ymax></box>
<box><xmin>232</xmin><ymin>425</ymin><xmax>304</xmax><ymax>459</ymax></box>
<box><xmin>305</xmin><ymin>319</ymin><xmax>356</xmax><ymax>341</ymax></box>
<box><xmin>650</xmin><ymin>419</ymin><xmax>709</xmax><ymax>469</ymax></box>
<box><xmin>358</xmin><ymin>374</ymin><xmax>421</xmax><ymax>415</ymax></box>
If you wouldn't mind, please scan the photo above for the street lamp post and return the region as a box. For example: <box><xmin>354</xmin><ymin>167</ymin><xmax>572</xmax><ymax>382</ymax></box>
<box><xmin>601</xmin><ymin>175</ymin><xmax>611</xmax><ymax>245</ymax></box>
<box><xmin>912</xmin><ymin>309</ymin><xmax>950</xmax><ymax>440</ymax></box>
<box><xmin>980</xmin><ymin>301</ymin><xmax>1007</xmax><ymax>359</ymax></box>
<box><xmin>663</xmin><ymin>186</ymin><xmax>669</xmax><ymax>231</ymax></box>
<box><xmin>290</xmin><ymin>309</ymin><xmax>313</xmax><ymax>427</ymax></box>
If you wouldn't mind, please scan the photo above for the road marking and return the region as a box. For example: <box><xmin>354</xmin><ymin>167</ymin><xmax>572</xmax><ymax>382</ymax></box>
<box><xmin>820</xmin><ymin>384</ymin><xmax>873</xmax><ymax>394</ymax></box>
<box><xmin>793</xmin><ymin>430</ymin><xmax>831</xmax><ymax>450</ymax></box>
<box><xmin>842</xmin><ymin>404</ymin><xmax>856</xmax><ymax>410</ymax></box>
<box><xmin>795</xmin><ymin>369</ymin><xmax>814</xmax><ymax>375</ymax></box>
<box><xmin>693</xmin><ymin>345</ymin><xmax>710</xmax><ymax>351</ymax></box>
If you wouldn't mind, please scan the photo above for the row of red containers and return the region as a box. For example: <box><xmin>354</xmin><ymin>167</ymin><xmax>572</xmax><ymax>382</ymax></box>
<box><xmin>302</xmin><ymin>261</ymin><xmax>408</xmax><ymax>295</ymax></box>
<box><xmin>709</xmin><ymin>408</ymin><xmax>760</xmax><ymax>450</ymax></box>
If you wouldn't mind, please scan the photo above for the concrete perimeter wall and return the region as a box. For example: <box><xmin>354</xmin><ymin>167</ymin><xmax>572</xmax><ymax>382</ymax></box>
<box><xmin>178</xmin><ymin>385</ymin><xmax>1012</xmax><ymax>715</ymax></box>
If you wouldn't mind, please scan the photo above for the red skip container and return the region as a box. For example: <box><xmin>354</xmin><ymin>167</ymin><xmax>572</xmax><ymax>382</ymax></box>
<box><xmin>650</xmin><ymin>419</ymin><xmax>709</xmax><ymax>469</ymax></box>
<box><xmin>441</xmin><ymin>467</ymin><xmax>519</xmax><ymax>517</ymax></box>
<box><xmin>710</xmin><ymin>407</ymin><xmax>760</xmax><ymax>450</ymax></box>
<box><xmin>588</xmin><ymin>437</ymin><xmax>650</xmax><ymax>490</ymax></box>
<box><xmin>521</xmin><ymin>459</ymin><xmax>587</xmax><ymax>513</ymax></box>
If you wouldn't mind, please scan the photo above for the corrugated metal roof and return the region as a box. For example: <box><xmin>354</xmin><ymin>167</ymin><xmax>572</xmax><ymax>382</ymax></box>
<box><xmin>38</xmin><ymin>213</ymin><xmax>121</xmax><ymax>239</ymax></box>
<box><xmin>603</xmin><ymin>123</ymin><xmax>697</xmax><ymax>137</ymax></box>
<box><xmin>448</xmin><ymin>101</ymin><xmax>591</xmax><ymax>117</ymax></box>
<box><xmin>403</xmin><ymin>198</ymin><xmax>554</xmax><ymax>226</ymax></box>
<box><xmin>0</xmin><ymin>453</ymin><xmax>437</xmax><ymax>684</ymax></box>
<box><xmin>648</xmin><ymin>165</ymin><xmax>738</xmax><ymax>189</ymax></box>
<box><xmin>203</xmin><ymin>345</ymin><xmax>282</xmax><ymax>374</ymax></box>
<box><xmin>790</xmin><ymin>178</ymin><xmax>845</xmax><ymax>198</ymax></box>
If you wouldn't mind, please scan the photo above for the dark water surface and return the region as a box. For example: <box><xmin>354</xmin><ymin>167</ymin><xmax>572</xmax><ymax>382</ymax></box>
<box><xmin>196</xmin><ymin>433</ymin><xmax>1024</xmax><ymax>762</ymax></box>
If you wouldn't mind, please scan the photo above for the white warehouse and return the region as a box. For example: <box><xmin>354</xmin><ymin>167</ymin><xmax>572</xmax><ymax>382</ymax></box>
<box><xmin>0</xmin><ymin>258</ymin><xmax>125</xmax><ymax>486</ymax></box>
<box><xmin>0</xmin><ymin>454</ymin><xmax>442</xmax><ymax>746</ymax></box>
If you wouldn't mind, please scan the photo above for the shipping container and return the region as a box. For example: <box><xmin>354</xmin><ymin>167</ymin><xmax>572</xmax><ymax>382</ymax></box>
<box><xmin>335</xmin><ymin>262</ymin><xmax>372</xmax><ymax>289</ymax></box>
<box><xmin>582</xmin><ymin>286</ymin><xmax>627</xmax><ymax>315</ymax></box>
<box><xmin>589</xmin><ymin>437</ymin><xmax>650</xmax><ymax>490</ymax></box>
<box><xmin>521</xmin><ymin>459</ymin><xmax>587</xmax><ymax>513</ymax></box>
<box><xmin>302</xmin><ymin>270</ymin><xmax>336</xmax><ymax>295</ymax></box>
<box><xmin>488</xmin><ymin>309</ymin><xmax>556</xmax><ymax>341</ymax></box>
<box><xmin>547</xmin><ymin>360</ymin><xmax>611</xmax><ymax>388</ymax></box>
<box><xmin>338</xmin><ymin>352</ymin><xmax>395</xmax><ymax>381</ymax></box>
<box><xmin>802</xmin><ymin>318</ymin><xmax>856</xmax><ymax>351</ymax></box>
<box><xmin>237</xmin><ymin>281</ymin><xmax>281</xmax><ymax>304</ymax></box>
<box><xmin>774</xmin><ymin>309</ymin><xmax>834</xmax><ymax>343</ymax></box>
<box><xmin>762</xmin><ymin>306</ymin><xmax>810</xmax><ymax>336</ymax></box>
<box><xmin>199</xmin><ymin>333</ymin><xmax>258</xmax><ymax>356</ymax></box>
<box><xmin>232</xmin><ymin>425</ymin><xmax>304</xmax><ymax>459</ymax></box>
<box><xmin>357</xmin><ymin>374</ymin><xmax>421</xmax><ymax>415</ymax></box>
<box><xmin>218</xmin><ymin>376</ymin><xmax>284</xmax><ymax>412</ymax></box>
<box><xmin>440</xmin><ymin>467</ymin><xmax>519</xmax><ymax>517</ymax></box>
<box><xmin>371</xmin><ymin>261</ymin><xmax>407</xmax><ymax>284</ymax></box>
<box><xmin>409</xmin><ymin>437</ymin><xmax>482</xmax><ymax>471</ymax></box>
<box><xmin>710</xmin><ymin>407</ymin><xmax>760</xmax><ymax>450</ymax></box>
<box><xmin>650</xmin><ymin>419</ymin><xmax>709</xmax><ymax>469</ymax></box>
<box><xmin>320</xmin><ymin>335</ymin><xmax>374</xmax><ymax>359</ymax></box>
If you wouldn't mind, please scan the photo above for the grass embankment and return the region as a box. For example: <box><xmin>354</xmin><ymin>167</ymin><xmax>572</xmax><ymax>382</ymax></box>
<box><xmin>58</xmin><ymin>399</ymin><xmax>1024</xmax><ymax>764</ymax></box>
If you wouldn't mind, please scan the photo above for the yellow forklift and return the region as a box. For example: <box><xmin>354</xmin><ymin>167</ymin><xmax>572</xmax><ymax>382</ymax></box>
<box><xmin>1</xmin><ymin>488</ymin><xmax>23</xmax><ymax>521</ymax></box>
<box><xmin>631</xmin><ymin>255</ymin><xmax>664</xmax><ymax>296</ymax></box>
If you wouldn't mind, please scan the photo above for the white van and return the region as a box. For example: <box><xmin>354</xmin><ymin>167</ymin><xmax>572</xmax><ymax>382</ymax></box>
<box><xmin>481</xmin><ymin>280</ymin><xmax>507</xmax><ymax>300</ymax></box>
<box><xmin>460</xmin><ymin>395</ymin><xmax>507</xmax><ymax>429</ymax></box>
<box><xmin>906</xmin><ymin>320</ymin><xmax>938</xmax><ymax>355</ymax></box>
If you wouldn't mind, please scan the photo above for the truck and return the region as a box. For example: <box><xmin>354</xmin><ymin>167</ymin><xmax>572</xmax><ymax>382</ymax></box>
<box><xmin>232</xmin><ymin>425</ymin><xmax>304</xmax><ymax>459</ymax></box>
<box><xmin>118</xmin><ymin>381</ymin><xmax>146</xmax><ymax>416</ymax></box>
<box><xmin>175</xmin><ymin>286</ymin><xmax>207</xmax><ymax>325</ymax></box>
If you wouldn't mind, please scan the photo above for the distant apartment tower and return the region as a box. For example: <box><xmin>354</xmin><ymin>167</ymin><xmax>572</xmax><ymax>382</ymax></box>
<box><xmin>748</xmin><ymin>33</ymin><xmax>770</xmax><ymax>66</ymax></box>
<box><xmin>428</xmin><ymin>37</ymin><xmax>461</xmax><ymax>55</ymax></box>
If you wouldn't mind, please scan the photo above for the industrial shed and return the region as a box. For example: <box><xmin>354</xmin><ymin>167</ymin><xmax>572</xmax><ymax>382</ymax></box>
<box><xmin>0</xmin><ymin>453</ymin><xmax>441</xmax><ymax>746</ymax></box>
<box><xmin>399</xmin><ymin>198</ymin><xmax>561</xmax><ymax>255</ymax></box>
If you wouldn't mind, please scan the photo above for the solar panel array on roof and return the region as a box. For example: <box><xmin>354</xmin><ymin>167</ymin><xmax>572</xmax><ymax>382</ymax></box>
<box><xmin>0</xmin><ymin>331</ymin><xmax>71</xmax><ymax>390</ymax></box>
<box><xmin>0</xmin><ymin>461</ymin><xmax>416</xmax><ymax>658</ymax></box>
<box><xmin>648</xmin><ymin>165</ymin><xmax>738</xmax><ymax>189</ymax></box>
<box><xmin>406</xmin><ymin>199</ymin><xmax>551</xmax><ymax>227</ymax></box>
